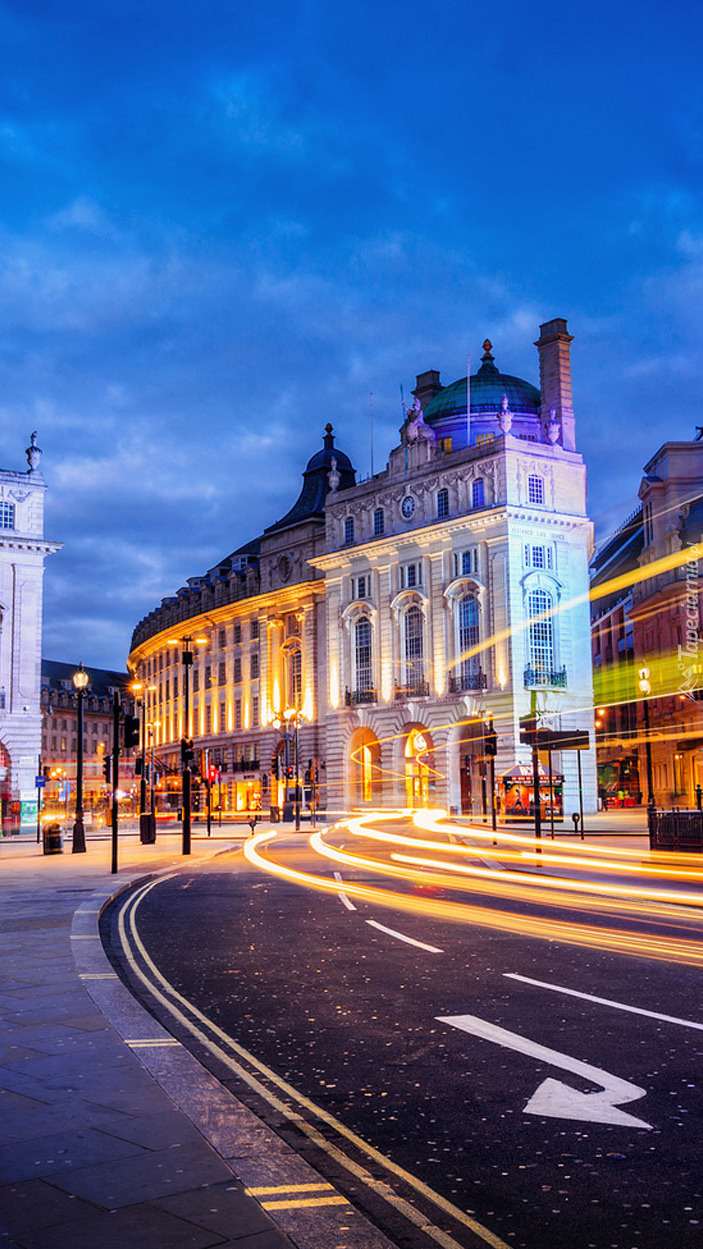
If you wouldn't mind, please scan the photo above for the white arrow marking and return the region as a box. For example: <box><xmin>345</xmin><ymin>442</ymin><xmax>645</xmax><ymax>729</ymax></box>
<box><xmin>437</xmin><ymin>1013</ymin><xmax>652</xmax><ymax>1129</ymax></box>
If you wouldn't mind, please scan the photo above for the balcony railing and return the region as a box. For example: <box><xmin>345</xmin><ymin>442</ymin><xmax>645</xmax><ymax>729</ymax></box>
<box><xmin>448</xmin><ymin>670</ymin><xmax>487</xmax><ymax>694</ymax></box>
<box><xmin>231</xmin><ymin>758</ymin><xmax>260</xmax><ymax>773</ymax></box>
<box><xmin>345</xmin><ymin>688</ymin><xmax>378</xmax><ymax>706</ymax></box>
<box><xmin>394</xmin><ymin>680</ymin><xmax>430</xmax><ymax>701</ymax></box>
<box><xmin>524</xmin><ymin>665</ymin><xmax>567</xmax><ymax>689</ymax></box>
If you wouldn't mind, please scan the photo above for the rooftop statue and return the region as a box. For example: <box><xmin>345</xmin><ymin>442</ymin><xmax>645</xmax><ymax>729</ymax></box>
<box><xmin>403</xmin><ymin>396</ymin><xmax>436</xmax><ymax>444</ymax></box>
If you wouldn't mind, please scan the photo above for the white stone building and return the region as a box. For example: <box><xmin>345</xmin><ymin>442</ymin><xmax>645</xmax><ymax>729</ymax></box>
<box><xmin>0</xmin><ymin>434</ymin><xmax>61</xmax><ymax>831</ymax></box>
<box><xmin>128</xmin><ymin>318</ymin><xmax>597</xmax><ymax>820</ymax></box>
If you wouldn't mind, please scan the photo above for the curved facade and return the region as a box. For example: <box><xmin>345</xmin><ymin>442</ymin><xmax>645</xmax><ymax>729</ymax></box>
<box><xmin>128</xmin><ymin>318</ymin><xmax>597</xmax><ymax>818</ymax></box>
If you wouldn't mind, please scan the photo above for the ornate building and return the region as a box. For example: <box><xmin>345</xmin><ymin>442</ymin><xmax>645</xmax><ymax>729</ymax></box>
<box><xmin>0</xmin><ymin>435</ymin><xmax>61</xmax><ymax>832</ymax></box>
<box><xmin>128</xmin><ymin>318</ymin><xmax>597</xmax><ymax>818</ymax></box>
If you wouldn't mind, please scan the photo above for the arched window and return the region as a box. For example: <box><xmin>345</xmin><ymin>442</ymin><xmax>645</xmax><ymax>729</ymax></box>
<box><xmin>354</xmin><ymin>616</ymin><xmax>373</xmax><ymax>697</ymax></box>
<box><xmin>373</xmin><ymin>508</ymin><xmax>384</xmax><ymax>536</ymax></box>
<box><xmin>527</xmin><ymin>588</ymin><xmax>554</xmax><ymax>679</ymax></box>
<box><xmin>458</xmin><ymin>594</ymin><xmax>480</xmax><ymax>686</ymax></box>
<box><xmin>472</xmin><ymin>478</ymin><xmax>485</xmax><ymax>508</ymax></box>
<box><xmin>437</xmin><ymin>488</ymin><xmax>449</xmax><ymax>519</ymax></box>
<box><xmin>404</xmin><ymin>606</ymin><xmax>424</xmax><ymax>690</ymax></box>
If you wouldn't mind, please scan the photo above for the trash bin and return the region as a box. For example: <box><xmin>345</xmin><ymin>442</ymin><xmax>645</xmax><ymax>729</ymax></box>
<box><xmin>282</xmin><ymin>802</ymin><xmax>294</xmax><ymax>822</ymax></box>
<box><xmin>43</xmin><ymin>823</ymin><xmax>63</xmax><ymax>855</ymax></box>
<box><xmin>139</xmin><ymin>813</ymin><xmax>156</xmax><ymax>844</ymax></box>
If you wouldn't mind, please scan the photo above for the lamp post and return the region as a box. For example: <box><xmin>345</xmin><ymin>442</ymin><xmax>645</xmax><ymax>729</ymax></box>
<box><xmin>638</xmin><ymin>667</ymin><xmax>655</xmax><ymax>808</ymax></box>
<box><xmin>271</xmin><ymin>708</ymin><xmax>306</xmax><ymax>830</ymax></box>
<box><xmin>72</xmin><ymin>663</ymin><xmax>89</xmax><ymax>853</ymax></box>
<box><xmin>167</xmin><ymin>634</ymin><xmax>207</xmax><ymax>855</ymax></box>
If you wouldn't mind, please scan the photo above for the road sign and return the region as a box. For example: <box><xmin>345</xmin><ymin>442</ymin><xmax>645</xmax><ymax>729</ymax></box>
<box><xmin>35</xmin><ymin>776</ymin><xmax>46</xmax><ymax>787</ymax></box>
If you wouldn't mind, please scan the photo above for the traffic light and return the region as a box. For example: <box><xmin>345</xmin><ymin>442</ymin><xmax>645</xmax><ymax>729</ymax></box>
<box><xmin>484</xmin><ymin>718</ymin><xmax>497</xmax><ymax>756</ymax></box>
<box><xmin>135</xmin><ymin>757</ymin><xmax>143</xmax><ymax>776</ymax></box>
<box><xmin>123</xmin><ymin>714</ymin><xmax>140</xmax><ymax>749</ymax></box>
<box><xmin>180</xmin><ymin>737</ymin><xmax>195</xmax><ymax>765</ymax></box>
<box><xmin>103</xmin><ymin>756</ymin><xmax>111</xmax><ymax>783</ymax></box>
<box><xmin>271</xmin><ymin>753</ymin><xmax>280</xmax><ymax>779</ymax></box>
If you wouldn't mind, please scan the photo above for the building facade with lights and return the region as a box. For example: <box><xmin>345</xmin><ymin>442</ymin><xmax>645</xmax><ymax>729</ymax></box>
<box><xmin>128</xmin><ymin>318</ymin><xmax>597</xmax><ymax>818</ymax></box>
<box><xmin>0</xmin><ymin>435</ymin><xmax>61</xmax><ymax>832</ymax></box>
<box><xmin>591</xmin><ymin>438</ymin><xmax>703</xmax><ymax>808</ymax></box>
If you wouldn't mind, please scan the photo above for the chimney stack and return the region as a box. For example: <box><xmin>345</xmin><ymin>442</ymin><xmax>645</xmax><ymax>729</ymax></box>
<box><xmin>413</xmin><ymin>369</ymin><xmax>443</xmax><ymax>411</ymax></box>
<box><xmin>535</xmin><ymin>318</ymin><xmax>575</xmax><ymax>451</ymax></box>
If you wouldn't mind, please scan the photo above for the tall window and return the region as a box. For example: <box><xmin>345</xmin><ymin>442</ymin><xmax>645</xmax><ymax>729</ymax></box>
<box><xmin>0</xmin><ymin>502</ymin><xmax>16</xmax><ymax>530</ymax></box>
<box><xmin>472</xmin><ymin>478</ymin><xmax>485</xmax><ymax>508</ymax></box>
<box><xmin>288</xmin><ymin>647</ymin><xmax>302</xmax><ymax>707</ymax></box>
<box><xmin>528</xmin><ymin>589</ymin><xmax>554</xmax><ymax>677</ymax></box>
<box><xmin>234</xmin><ymin>656</ymin><xmax>242</xmax><ymax>682</ymax></box>
<box><xmin>404</xmin><ymin>606</ymin><xmax>424</xmax><ymax>689</ymax></box>
<box><xmin>250</xmin><ymin>653</ymin><xmax>259</xmax><ymax>680</ymax></box>
<box><xmin>344</xmin><ymin>516</ymin><xmax>354</xmax><ymax>545</ymax></box>
<box><xmin>218</xmin><ymin>662</ymin><xmax>226</xmax><ymax>685</ymax></box>
<box><xmin>251</xmin><ymin>619</ymin><xmax>259</xmax><ymax>640</ymax></box>
<box><xmin>458</xmin><ymin>594</ymin><xmax>480</xmax><ymax>683</ymax></box>
<box><xmin>355</xmin><ymin>616</ymin><xmax>373</xmax><ymax>694</ymax></box>
<box><xmin>528</xmin><ymin>474</ymin><xmax>544</xmax><ymax>505</ymax></box>
<box><xmin>218</xmin><ymin>628</ymin><xmax>226</xmax><ymax>648</ymax></box>
<box><xmin>437</xmin><ymin>488</ymin><xmax>449</xmax><ymax>519</ymax></box>
<box><xmin>373</xmin><ymin>508</ymin><xmax>384</xmax><ymax>536</ymax></box>
<box><xmin>252</xmin><ymin>695</ymin><xmax>259</xmax><ymax>726</ymax></box>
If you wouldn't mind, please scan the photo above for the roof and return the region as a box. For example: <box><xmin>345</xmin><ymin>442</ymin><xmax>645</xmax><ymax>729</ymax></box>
<box><xmin>42</xmin><ymin>660</ymin><xmax>129</xmax><ymax>697</ymax></box>
<box><xmin>423</xmin><ymin>343</ymin><xmax>541</xmax><ymax>423</ymax></box>
<box><xmin>265</xmin><ymin>424</ymin><xmax>356</xmax><ymax>535</ymax></box>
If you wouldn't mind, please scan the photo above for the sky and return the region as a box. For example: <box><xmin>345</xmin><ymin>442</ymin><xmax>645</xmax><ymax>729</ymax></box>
<box><xmin>1</xmin><ymin>0</ymin><xmax>701</xmax><ymax>669</ymax></box>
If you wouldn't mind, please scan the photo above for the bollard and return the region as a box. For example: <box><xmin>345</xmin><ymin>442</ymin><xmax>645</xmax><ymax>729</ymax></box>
<box><xmin>571</xmin><ymin>811</ymin><xmax>580</xmax><ymax>837</ymax></box>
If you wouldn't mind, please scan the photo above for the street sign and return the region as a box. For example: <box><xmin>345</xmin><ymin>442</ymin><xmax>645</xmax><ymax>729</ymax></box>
<box><xmin>35</xmin><ymin>776</ymin><xmax>46</xmax><ymax>787</ymax></box>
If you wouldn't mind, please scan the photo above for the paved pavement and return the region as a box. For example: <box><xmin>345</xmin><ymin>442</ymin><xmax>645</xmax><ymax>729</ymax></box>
<box><xmin>0</xmin><ymin>809</ymin><xmax>660</xmax><ymax>1249</ymax></box>
<box><xmin>0</xmin><ymin>825</ymin><xmax>303</xmax><ymax>1249</ymax></box>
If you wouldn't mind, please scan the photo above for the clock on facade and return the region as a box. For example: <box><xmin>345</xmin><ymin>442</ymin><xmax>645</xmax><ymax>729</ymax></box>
<box><xmin>401</xmin><ymin>494</ymin><xmax>415</xmax><ymax>520</ymax></box>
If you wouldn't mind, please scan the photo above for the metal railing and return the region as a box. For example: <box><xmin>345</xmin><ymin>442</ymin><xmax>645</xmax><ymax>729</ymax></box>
<box><xmin>231</xmin><ymin>758</ymin><xmax>260</xmax><ymax>773</ymax></box>
<box><xmin>394</xmin><ymin>680</ymin><xmax>430</xmax><ymax>701</ymax></box>
<box><xmin>345</xmin><ymin>688</ymin><xmax>377</xmax><ymax>706</ymax></box>
<box><xmin>524</xmin><ymin>665</ymin><xmax>567</xmax><ymax>689</ymax></box>
<box><xmin>448</xmin><ymin>670</ymin><xmax>487</xmax><ymax>694</ymax></box>
<box><xmin>648</xmin><ymin>808</ymin><xmax>703</xmax><ymax>852</ymax></box>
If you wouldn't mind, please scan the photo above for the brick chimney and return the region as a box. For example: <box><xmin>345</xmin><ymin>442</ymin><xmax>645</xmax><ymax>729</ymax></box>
<box><xmin>413</xmin><ymin>369</ymin><xmax>443</xmax><ymax>411</ymax></box>
<box><xmin>535</xmin><ymin>318</ymin><xmax>575</xmax><ymax>451</ymax></box>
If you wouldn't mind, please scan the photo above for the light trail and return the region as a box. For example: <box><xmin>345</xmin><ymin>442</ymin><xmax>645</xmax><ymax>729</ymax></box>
<box><xmin>242</xmin><ymin>817</ymin><xmax>703</xmax><ymax>967</ymax></box>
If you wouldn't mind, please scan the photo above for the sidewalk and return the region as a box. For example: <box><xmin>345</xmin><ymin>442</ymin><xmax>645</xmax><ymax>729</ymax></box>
<box><xmin>0</xmin><ymin>829</ymin><xmax>397</xmax><ymax>1249</ymax></box>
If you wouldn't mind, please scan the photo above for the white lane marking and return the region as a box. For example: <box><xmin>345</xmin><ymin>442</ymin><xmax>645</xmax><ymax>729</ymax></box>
<box><xmin>437</xmin><ymin>1013</ymin><xmax>652</xmax><ymax>1129</ymax></box>
<box><xmin>366</xmin><ymin>920</ymin><xmax>443</xmax><ymax>953</ymax></box>
<box><xmin>334</xmin><ymin>870</ymin><xmax>356</xmax><ymax>911</ymax></box>
<box><xmin>505</xmin><ymin>972</ymin><xmax>703</xmax><ymax>1032</ymax></box>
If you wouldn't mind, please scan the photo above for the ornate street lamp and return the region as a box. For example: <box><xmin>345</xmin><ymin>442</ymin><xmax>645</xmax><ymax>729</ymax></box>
<box><xmin>71</xmin><ymin>663</ymin><xmax>89</xmax><ymax>853</ymax></box>
<box><xmin>167</xmin><ymin>634</ymin><xmax>208</xmax><ymax>854</ymax></box>
<box><xmin>271</xmin><ymin>707</ymin><xmax>307</xmax><ymax>830</ymax></box>
<box><xmin>638</xmin><ymin>667</ymin><xmax>655</xmax><ymax>808</ymax></box>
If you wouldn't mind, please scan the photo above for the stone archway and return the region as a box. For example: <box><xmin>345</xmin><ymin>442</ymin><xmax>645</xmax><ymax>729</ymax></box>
<box><xmin>348</xmin><ymin>726</ymin><xmax>382</xmax><ymax>806</ymax></box>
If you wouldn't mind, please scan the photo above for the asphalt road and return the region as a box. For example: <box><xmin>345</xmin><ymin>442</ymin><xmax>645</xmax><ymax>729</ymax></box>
<box><xmin>103</xmin><ymin>828</ymin><xmax>703</xmax><ymax>1249</ymax></box>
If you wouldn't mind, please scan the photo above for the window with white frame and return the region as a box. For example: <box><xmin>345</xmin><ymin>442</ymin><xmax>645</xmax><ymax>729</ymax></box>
<box><xmin>0</xmin><ymin>502</ymin><xmax>15</xmax><ymax>530</ymax></box>
<box><xmin>403</xmin><ymin>605</ymin><xmax>424</xmax><ymax>688</ymax></box>
<box><xmin>344</xmin><ymin>516</ymin><xmax>354</xmax><ymax>545</ymax></box>
<box><xmin>251</xmin><ymin>695</ymin><xmax>259</xmax><ymax>726</ymax></box>
<box><xmin>353</xmin><ymin>574</ymin><xmax>369</xmax><ymax>600</ymax></box>
<box><xmin>527</xmin><ymin>588</ymin><xmax>554</xmax><ymax>676</ymax></box>
<box><xmin>354</xmin><ymin>616</ymin><xmax>373</xmax><ymax>694</ymax></box>
<box><xmin>472</xmin><ymin>478</ymin><xmax>485</xmax><ymax>508</ymax></box>
<box><xmin>454</xmin><ymin>549</ymin><xmax>477</xmax><ymax>577</ymax></box>
<box><xmin>528</xmin><ymin>474</ymin><xmax>544</xmax><ymax>505</ymax></box>
<box><xmin>531</xmin><ymin>545</ymin><xmax>545</xmax><ymax>569</ymax></box>
<box><xmin>399</xmin><ymin>562</ymin><xmax>422</xmax><ymax>589</ymax></box>
<box><xmin>235</xmin><ymin>699</ymin><xmax>242</xmax><ymax>730</ymax></box>
<box><xmin>437</xmin><ymin>488</ymin><xmax>449</xmax><ymax>519</ymax></box>
<box><xmin>457</xmin><ymin>594</ymin><xmax>480</xmax><ymax>684</ymax></box>
<box><xmin>373</xmin><ymin>508</ymin><xmax>384</xmax><ymax>536</ymax></box>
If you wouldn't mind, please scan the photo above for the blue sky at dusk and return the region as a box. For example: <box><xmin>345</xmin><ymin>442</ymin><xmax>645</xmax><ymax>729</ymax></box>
<box><xmin>1</xmin><ymin>0</ymin><xmax>701</xmax><ymax>668</ymax></box>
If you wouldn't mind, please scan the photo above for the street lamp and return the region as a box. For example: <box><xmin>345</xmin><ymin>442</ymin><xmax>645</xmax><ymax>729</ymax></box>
<box><xmin>638</xmin><ymin>667</ymin><xmax>655</xmax><ymax>808</ymax></box>
<box><xmin>72</xmin><ymin>663</ymin><xmax>89</xmax><ymax>853</ymax></box>
<box><xmin>271</xmin><ymin>707</ymin><xmax>306</xmax><ymax>830</ymax></box>
<box><xmin>167</xmin><ymin>634</ymin><xmax>207</xmax><ymax>854</ymax></box>
<box><xmin>130</xmin><ymin>681</ymin><xmax>156</xmax><ymax>816</ymax></box>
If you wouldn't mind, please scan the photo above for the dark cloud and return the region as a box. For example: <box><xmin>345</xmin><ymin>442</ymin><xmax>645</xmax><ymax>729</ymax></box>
<box><xmin>0</xmin><ymin>0</ymin><xmax>700</xmax><ymax>666</ymax></box>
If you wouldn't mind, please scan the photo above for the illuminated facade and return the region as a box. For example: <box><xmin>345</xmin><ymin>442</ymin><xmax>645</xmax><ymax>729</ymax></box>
<box><xmin>0</xmin><ymin>435</ymin><xmax>61</xmax><ymax>832</ymax></box>
<box><xmin>318</xmin><ymin>321</ymin><xmax>597</xmax><ymax>816</ymax></box>
<box><xmin>591</xmin><ymin>439</ymin><xmax>703</xmax><ymax>808</ymax></box>
<box><xmin>129</xmin><ymin>319</ymin><xmax>597</xmax><ymax>817</ymax></box>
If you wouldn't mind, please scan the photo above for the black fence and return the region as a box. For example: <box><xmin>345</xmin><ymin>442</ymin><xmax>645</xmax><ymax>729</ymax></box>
<box><xmin>648</xmin><ymin>808</ymin><xmax>703</xmax><ymax>853</ymax></box>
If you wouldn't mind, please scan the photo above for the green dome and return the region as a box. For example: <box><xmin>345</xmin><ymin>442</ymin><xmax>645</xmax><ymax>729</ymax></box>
<box><xmin>423</xmin><ymin>343</ymin><xmax>540</xmax><ymax>423</ymax></box>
